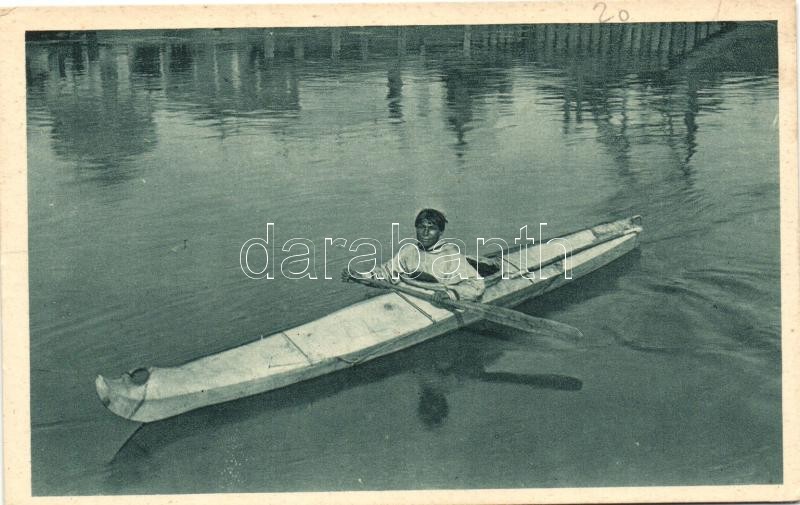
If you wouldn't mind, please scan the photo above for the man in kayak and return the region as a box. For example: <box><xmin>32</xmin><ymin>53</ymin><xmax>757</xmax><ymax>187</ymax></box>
<box><xmin>343</xmin><ymin>208</ymin><xmax>485</xmax><ymax>303</ymax></box>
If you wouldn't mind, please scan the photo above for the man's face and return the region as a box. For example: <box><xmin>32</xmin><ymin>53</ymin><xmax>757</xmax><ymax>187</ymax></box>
<box><xmin>416</xmin><ymin>218</ymin><xmax>442</xmax><ymax>250</ymax></box>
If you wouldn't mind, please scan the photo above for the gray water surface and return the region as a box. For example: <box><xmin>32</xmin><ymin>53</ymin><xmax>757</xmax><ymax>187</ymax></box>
<box><xmin>26</xmin><ymin>23</ymin><xmax>781</xmax><ymax>494</ymax></box>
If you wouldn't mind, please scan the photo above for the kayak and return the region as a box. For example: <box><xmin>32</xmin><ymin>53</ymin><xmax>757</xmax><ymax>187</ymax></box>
<box><xmin>95</xmin><ymin>216</ymin><xmax>642</xmax><ymax>422</ymax></box>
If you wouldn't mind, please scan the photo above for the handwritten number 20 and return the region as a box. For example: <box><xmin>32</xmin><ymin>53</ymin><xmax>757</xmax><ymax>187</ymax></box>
<box><xmin>594</xmin><ymin>2</ymin><xmax>630</xmax><ymax>22</ymax></box>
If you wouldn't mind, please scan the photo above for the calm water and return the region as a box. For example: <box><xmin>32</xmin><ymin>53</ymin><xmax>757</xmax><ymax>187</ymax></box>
<box><xmin>27</xmin><ymin>23</ymin><xmax>781</xmax><ymax>495</ymax></box>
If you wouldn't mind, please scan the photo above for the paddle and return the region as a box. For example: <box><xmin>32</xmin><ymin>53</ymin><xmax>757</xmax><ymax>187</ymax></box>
<box><xmin>348</xmin><ymin>275</ymin><xmax>583</xmax><ymax>341</ymax></box>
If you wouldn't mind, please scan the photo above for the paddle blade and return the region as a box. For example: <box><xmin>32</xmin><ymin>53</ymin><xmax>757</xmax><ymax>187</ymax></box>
<box><xmin>455</xmin><ymin>300</ymin><xmax>584</xmax><ymax>342</ymax></box>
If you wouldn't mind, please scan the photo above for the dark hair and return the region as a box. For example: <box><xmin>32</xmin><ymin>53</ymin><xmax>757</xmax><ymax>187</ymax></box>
<box><xmin>415</xmin><ymin>208</ymin><xmax>447</xmax><ymax>231</ymax></box>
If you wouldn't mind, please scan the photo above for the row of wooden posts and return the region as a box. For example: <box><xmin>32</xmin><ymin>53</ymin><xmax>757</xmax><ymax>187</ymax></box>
<box><xmin>259</xmin><ymin>22</ymin><xmax>729</xmax><ymax>60</ymax></box>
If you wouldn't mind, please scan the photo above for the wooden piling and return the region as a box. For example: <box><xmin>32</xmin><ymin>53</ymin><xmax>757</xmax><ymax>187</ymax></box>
<box><xmin>398</xmin><ymin>27</ymin><xmax>407</xmax><ymax>56</ymax></box>
<box><xmin>534</xmin><ymin>24</ymin><xmax>545</xmax><ymax>52</ymax></box>
<box><xmin>561</xmin><ymin>24</ymin><xmax>572</xmax><ymax>53</ymax></box>
<box><xmin>621</xmin><ymin>23</ymin><xmax>632</xmax><ymax>57</ymax></box>
<box><xmin>264</xmin><ymin>31</ymin><xmax>275</xmax><ymax>59</ymax></box>
<box><xmin>331</xmin><ymin>29</ymin><xmax>341</xmax><ymax>60</ymax></box>
<box><xmin>568</xmin><ymin>24</ymin><xmax>579</xmax><ymax>54</ymax></box>
<box><xmin>293</xmin><ymin>37</ymin><xmax>304</xmax><ymax>60</ymax></box>
<box><xmin>524</xmin><ymin>25</ymin><xmax>535</xmax><ymax>56</ymax></box>
<box><xmin>685</xmin><ymin>23</ymin><xmax>696</xmax><ymax>52</ymax></box>
<box><xmin>630</xmin><ymin>23</ymin><xmax>641</xmax><ymax>57</ymax></box>
<box><xmin>600</xmin><ymin>23</ymin><xmax>611</xmax><ymax>58</ymax></box>
<box><xmin>650</xmin><ymin>23</ymin><xmax>662</xmax><ymax>55</ymax></box>
<box><xmin>544</xmin><ymin>24</ymin><xmax>555</xmax><ymax>58</ymax></box>
<box><xmin>360</xmin><ymin>32</ymin><xmax>369</xmax><ymax>60</ymax></box>
<box><xmin>659</xmin><ymin>22</ymin><xmax>672</xmax><ymax>64</ymax></box>
<box><xmin>582</xmin><ymin>23</ymin><xmax>591</xmax><ymax>52</ymax></box>
<box><xmin>671</xmin><ymin>23</ymin><xmax>680</xmax><ymax>55</ymax></box>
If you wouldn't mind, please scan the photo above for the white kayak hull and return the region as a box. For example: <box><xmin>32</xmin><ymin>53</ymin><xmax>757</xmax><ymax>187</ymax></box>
<box><xmin>96</xmin><ymin>216</ymin><xmax>642</xmax><ymax>422</ymax></box>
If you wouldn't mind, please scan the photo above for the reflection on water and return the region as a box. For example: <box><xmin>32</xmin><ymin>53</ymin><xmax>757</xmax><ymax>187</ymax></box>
<box><xmin>387</xmin><ymin>64</ymin><xmax>403</xmax><ymax>122</ymax></box>
<box><xmin>417</xmin><ymin>385</ymin><xmax>449</xmax><ymax>428</ymax></box>
<box><xmin>27</xmin><ymin>22</ymin><xmax>780</xmax><ymax>495</ymax></box>
<box><xmin>28</xmin><ymin>44</ymin><xmax>159</xmax><ymax>184</ymax></box>
<box><xmin>26</xmin><ymin>22</ymin><xmax>754</xmax><ymax>175</ymax></box>
<box><xmin>441</xmin><ymin>62</ymin><xmax>516</xmax><ymax>157</ymax></box>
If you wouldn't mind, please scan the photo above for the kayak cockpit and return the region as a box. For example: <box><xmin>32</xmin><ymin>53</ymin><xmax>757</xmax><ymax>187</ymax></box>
<box><xmin>467</xmin><ymin>256</ymin><xmax>503</xmax><ymax>280</ymax></box>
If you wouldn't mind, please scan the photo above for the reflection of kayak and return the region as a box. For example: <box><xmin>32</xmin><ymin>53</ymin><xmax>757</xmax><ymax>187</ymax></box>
<box><xmin>95</xmin><ymin>216</ymin><xmax>643</xmax><ymax>422</ymax></box>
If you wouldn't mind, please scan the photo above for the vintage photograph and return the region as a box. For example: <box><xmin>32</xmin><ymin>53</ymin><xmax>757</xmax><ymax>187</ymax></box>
<box><xmin>2</xmin><ymin>2</ymin><xmax>797</xmax><ymax>503</ymax></box>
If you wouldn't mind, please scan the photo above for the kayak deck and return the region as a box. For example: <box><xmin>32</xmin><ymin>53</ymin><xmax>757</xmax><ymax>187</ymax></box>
<box><xmin>96</xmin><ymin>216</ymin><xmax>642</xmax><ymax>422</ymax></box>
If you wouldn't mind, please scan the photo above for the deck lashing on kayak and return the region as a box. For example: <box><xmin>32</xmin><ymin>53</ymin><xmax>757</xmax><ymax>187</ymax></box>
<box><xmin>127</xmin><ymin>377</ymin><xmax>149</xmax><ymax>420</ymax></box>
<box><xmin>335</xmin><ymin>335</ymin><xmax>415</xmax><ymax>365</ymax></box>
<box><xmin>500</xmin><ymin>254</ymin><xmax>522</xmax><ymax>277</ymax></box>
<box><xmin>394</xmin><ymin>291</ymin><xmax>437</xmax><ymax>323</ymax></box>
<box><xmin>280</xmin><ymin>332</ymin><xmax>313</xmax><ymax>365</ymax></box>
